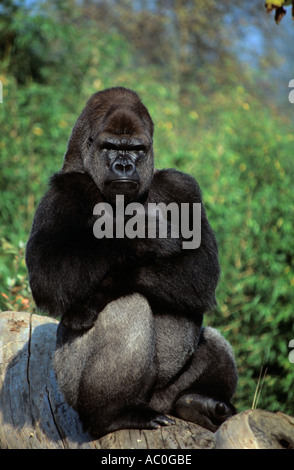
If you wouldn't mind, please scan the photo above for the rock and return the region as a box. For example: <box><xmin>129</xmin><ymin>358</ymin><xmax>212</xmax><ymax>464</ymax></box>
<box><xmin>0</xmin><ymin>311</ymin><xmax>293</xmax><ymax>449</ymax></box>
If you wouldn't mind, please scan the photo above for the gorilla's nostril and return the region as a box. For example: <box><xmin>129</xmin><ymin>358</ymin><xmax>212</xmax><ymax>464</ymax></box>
<box><xmin>113</xmin><ymin>162</ymin><xmax>124</xmax><ymax>172</ymax></box>
<box><xmin>125</xmin><ymin>163</ymin><xmax>134</xmax><ymax>172</ymax></box>
<box><xmin>113</xmin><ymin>159</ymin><xmax>135</xmax><ymax>176</ymax></box>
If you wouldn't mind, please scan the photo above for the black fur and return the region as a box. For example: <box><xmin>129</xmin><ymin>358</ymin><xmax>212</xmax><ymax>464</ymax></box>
<box><xmin>26</xmin><ymin>87</ymin><xmax>238</xmax><ymax>437</ymax></box>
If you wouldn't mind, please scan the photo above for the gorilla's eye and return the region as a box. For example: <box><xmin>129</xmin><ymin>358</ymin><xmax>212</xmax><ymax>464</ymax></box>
<box><xmin>88</xmin><ymin>137</ymin><xmax>94</xmax><ymax>147</ymax></box>
<box><xmin>132</xmin><ymin>145</ymin><xmax>146</xmax><ymax>152</ymax></box>
<box><xmin>101</xmin><ymin>143</ymin><xmax>119</xmax><ymax>151</ymax></box>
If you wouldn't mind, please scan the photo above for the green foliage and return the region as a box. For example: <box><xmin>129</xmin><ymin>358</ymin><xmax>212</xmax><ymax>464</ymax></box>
<box><xmin>0</xmin><ymin>238</ymin><xmax>35</xmax><ymax>313</ymax></box>
<box><xmin>196</xmin><ymin>88</ymin><xmax>294</xmax><ymax>414</ymax></box>
<box><xmin>0</xmin><ymin>0</ymin><xmax>293</xmax><ymax>417</ymax></box>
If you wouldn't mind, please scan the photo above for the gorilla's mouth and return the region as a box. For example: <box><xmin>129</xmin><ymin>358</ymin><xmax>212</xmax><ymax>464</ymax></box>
<box><xmin>109</xmin><ymin>180</ymin><xmax>139</xmax><ymax>190</ymax></box>
<box><xmin>103</xmin><ymin>180</ymin><xmax>140</xmax><ymax>203</ymax></box>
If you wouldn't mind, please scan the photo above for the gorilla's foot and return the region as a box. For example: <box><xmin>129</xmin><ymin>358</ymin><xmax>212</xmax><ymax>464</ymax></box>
<box><xmin>139</xmin><ymin>412</ymin><xmax>176</xmax><ymax>429</ymax></box>
<box><xmin>174</xmin><ymin>393</ymin><xmax>235</xmax><ymax>432</ymax></box>
<box><xmin>88</xmin><ymin>405</ymin><xmax>175</xmax><ymax>438</ymax></box>
<box><xmin>113</xmin><ymin>405</ymin><xmax>176</xmax><ymax>431</ymax></box>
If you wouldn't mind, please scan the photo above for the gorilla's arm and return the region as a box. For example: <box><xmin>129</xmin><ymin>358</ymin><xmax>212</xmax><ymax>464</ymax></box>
<box><xmin>135</xmin><ymin>248</ymin><xmax>219</xmax><ymax>316</ymax></box>
<box><xmin>26</xmin><ymin>169</ymin><xmax>219</xmax><ymax>329</ymax></box>
<box><xmin>26</xmin><ymin>172</ymin><xmax>119</xmax><ymax>330</ymax></box>
<box><xmin>133</xmin><ymin>169</ymin><xmax>220</xmax><ymax>316</ymax></box>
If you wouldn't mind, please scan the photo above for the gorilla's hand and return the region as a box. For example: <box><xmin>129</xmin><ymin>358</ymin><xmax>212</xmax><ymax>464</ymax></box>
<box><xmin>61</xmin><ymin>305</ymin><xmax>99</xmax><ymax>331</ymax></box>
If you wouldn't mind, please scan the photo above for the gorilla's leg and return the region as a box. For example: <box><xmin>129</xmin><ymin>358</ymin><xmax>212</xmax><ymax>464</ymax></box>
<box><xmin>173</xmin><ymin>327</ymin><xmax>238</xmax><ymax>431</ymax></box>
<box><xmin>149</xmin><ymin>326</ymin><xmax>237</xmax><ymax>432</ymax></box>
<box><xmin>54</xmin><ymin>294</ymin><xmax>174</xmax><ymax>438</ymax></box>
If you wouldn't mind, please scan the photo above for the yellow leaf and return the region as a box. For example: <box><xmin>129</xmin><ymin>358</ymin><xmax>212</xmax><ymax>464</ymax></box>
<box><xmin>33</xmin><ymin>127</ymin><xmax>43</xmax><ymax>136</ymax></box>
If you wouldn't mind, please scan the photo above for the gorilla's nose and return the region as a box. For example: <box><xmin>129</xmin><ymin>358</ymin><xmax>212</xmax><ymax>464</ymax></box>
<box><xmin>111</xmin><ymin>156</ymin><xmax>136</xmax><ymax>178</ymax></box>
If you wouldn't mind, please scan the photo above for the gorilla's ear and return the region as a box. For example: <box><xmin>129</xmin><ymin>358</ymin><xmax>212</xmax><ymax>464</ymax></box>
<box><xmin>62</xmin><ymin>112</ymin><xmax>91</xmax><ymax>173</ymax></box>
<box><xmin>61</xmin><ymin>91</ymin><xmax>105</xmax><ymax>172</ymax></box>
<box><xmin>61</xmin><ymin>91</ymin><xmax>110</xmax><ymax>172</ymax></box>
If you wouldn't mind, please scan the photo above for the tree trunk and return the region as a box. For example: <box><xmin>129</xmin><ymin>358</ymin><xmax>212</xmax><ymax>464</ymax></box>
<box><xmin>0</xmin><ymin>311</ymin><xmax>293</xmax><ymax>449</ymax></box>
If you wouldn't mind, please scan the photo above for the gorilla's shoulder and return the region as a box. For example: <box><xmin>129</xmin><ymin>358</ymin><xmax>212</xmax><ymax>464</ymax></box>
<box><xmin>151</xmin><ymin>168</ymin><xmax>202</xmax><ymax>203</ymax></box>
<box><xmin>50</xmin><ymin>171</ymin><xmax>95</xmax><ymax>192</ymax></box>
<box><xmin>48</xmin><ymin>171</ymin><xmax>102</xmax><ymax>203</ymax></box>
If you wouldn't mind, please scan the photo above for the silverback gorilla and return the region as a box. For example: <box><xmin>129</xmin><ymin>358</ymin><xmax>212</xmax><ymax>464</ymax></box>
<box><xmin>26</xmin><ymin>87</ymin><xmax>238</xmax><ymax>438</ymax></box>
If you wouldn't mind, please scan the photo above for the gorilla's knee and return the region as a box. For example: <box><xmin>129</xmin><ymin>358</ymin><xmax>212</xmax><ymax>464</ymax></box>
<box><xmin>173</xmin><ymin>326</ymin><xmax>238</xmax><ymax>432</ymax></box>
<box><xmin>94</xmin><ymin>293</ymin><xmax>156</xmax><ymax>377</ymax></box>
<box><xmin>197</xmin><ymin>326</ymin><xmax>238</xmax><ymax>399</ymax></box>
<box><xmin>54</xmin><ymin>293</ymin><xmax>157</xmax><ymax>413</ymax></box>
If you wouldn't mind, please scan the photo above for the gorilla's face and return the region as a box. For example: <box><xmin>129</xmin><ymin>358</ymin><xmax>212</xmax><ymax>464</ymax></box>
<box><xmin>62</xmin><ymin>87</ymin><xmax>155</xmax><ymax>204</ymax></box>
<box><xmin>84</xmin><ymin>108</ymin><xmax>154</xmax><ymax>204</ymax></box>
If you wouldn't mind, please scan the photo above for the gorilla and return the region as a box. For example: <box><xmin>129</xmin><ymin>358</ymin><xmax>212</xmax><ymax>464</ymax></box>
<box><xmin>26</xmin><ymin>87</ymin><xmax>238</xmax><ymax>438</ymax></box>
